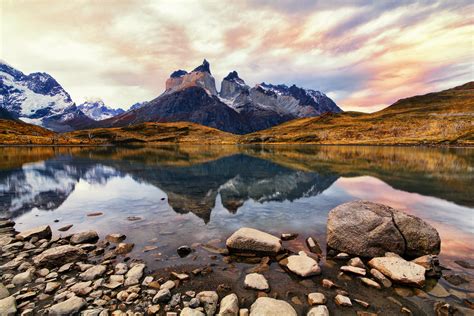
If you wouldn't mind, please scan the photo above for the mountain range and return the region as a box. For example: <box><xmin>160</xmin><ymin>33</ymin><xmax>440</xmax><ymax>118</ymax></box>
<box><xmin>0</xmin><ymin>60</ymin><xmax>340</xmax><ymax>134</ymax></box>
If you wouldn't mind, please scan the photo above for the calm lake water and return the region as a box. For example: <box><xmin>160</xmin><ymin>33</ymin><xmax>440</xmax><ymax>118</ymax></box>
<box><xmin>1</xmin><ymin>145</ymin><xmax>473</xmax><ymax>314</ymax></box>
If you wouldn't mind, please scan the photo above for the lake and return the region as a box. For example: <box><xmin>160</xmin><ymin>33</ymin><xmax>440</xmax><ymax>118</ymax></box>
<box><xmin>1</xmin><ymin>145</ymin><xmax>473</xmax><ymax>314</ymax></box>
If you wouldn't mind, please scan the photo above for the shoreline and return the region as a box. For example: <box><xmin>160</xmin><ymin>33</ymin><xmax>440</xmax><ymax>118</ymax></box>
<box><xmin>1</xmin><ymin>215</ymin><xmax>473</xmax><ymax>315</ymax></box>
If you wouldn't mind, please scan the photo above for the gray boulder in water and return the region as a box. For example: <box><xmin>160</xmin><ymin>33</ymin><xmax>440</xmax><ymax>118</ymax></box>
<box><xmin>327</xmin><ymin>201</ymin><xmax>440</xmax><ymax>258</ymax></box>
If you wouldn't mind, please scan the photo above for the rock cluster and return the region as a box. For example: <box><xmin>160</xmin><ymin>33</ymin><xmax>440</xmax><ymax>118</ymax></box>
<box><xmin>0</xmin><ymin>199</ymin><xmax>465</xmax><ymax>315</ymax></box>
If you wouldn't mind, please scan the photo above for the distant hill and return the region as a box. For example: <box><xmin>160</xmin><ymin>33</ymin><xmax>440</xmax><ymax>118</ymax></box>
<box><xmin>240</xmin><ymin>82</ymin><xmax>474</xmax><ymax>146</ymax></box>
<box><xmin>64</xmin><ymin>121</ymin><xmax>238</xmax><ymax>144</ymax></box>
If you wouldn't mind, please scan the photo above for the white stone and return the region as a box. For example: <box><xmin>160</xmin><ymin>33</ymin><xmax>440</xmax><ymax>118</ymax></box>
<box><xmin>368</xmin><ymin>257</ymin><xmax>425</xmax><ymax>287</ymax></box>
<box><xmin>12</xmin><ymin>270</ymin><xmax>33</xmax><ymax>286</ymax></box>
<box><xmin>124</xmin><ymin>263</ymin><xmax>145</xmax><ymax>286</ymax></box>
<box><xmin>340</xmin><ymin>265</ymin><xmax>366</xmax><ymax>276</ymax></box>
<box><xmin>0</xmin><ymin>296</ymin><xmax>16</xmax><ymax>316</ymax></box>
<box><xmin>219</xmin><ymin>293</ymin><xmax>239</xmax><ymax>316</ymax></box>
<box><xmin>181</xmin><ymin>307</ymin><xmax>205</xmax><ymax>316</ymax></box>
<box><xmin>250</xmin><ymin>297</ymin><xmax>297</xmax><ymax>316</ymax></box>
<box><xmin>307</xmin><ymin>293</ymin><xmax>326</xmax><ymax>305</ymax></box>
<box><xmin>244</xmin><ymin>273</ymin><xmax>269</xmax><ymax>291</ymax></box>
<box><xmin>80</xmin><ymin>265</ymin><xmax>106</xmax><ymax>281</ymax></box>
<box><xmin>48</xmin><ymin>296</ymin><xmax>86</xmax><ymax>315</ymax></box>
<box><xmin>197</xmin><ymin>291</ymin><xmax>219</xmax><ymax>316</ymax></box>
<box><xmin>285</xmin><ymin>254</ymin><xmax>321</xmax><ymax>277</ymax></box>
<box><xmin>334</xmin><ymin>294</ymin><xmax>352</xmax><ymax>307</ymax></box>
<box><xmin>226</xmin><ymin>228</ymin><xmax>281</xmax><ymax>254</ymax></box>
<box><xmin>307</xmin><ymin>305</ymin><xmax>329</xmax><ymax>316</ymax></box>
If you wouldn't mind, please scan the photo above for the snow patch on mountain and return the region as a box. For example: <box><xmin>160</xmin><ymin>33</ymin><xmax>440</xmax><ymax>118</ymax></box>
<box><xmin>77</xmin><ymin>99</ymin><xmax>125</xmax><ymax>121</ymax></box>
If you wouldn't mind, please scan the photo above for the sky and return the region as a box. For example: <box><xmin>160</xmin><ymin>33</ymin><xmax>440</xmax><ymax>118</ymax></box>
<box><xmin>1</xmin><ymin>0</ymin><xmax>473</xmax><ymax>112</ymax></box>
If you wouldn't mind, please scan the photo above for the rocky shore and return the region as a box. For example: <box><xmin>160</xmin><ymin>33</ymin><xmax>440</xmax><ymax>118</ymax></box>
<box><xmin>0</xmin><ymin>201</ymin><xmax>473</xmax><ymax>315</ymax></box>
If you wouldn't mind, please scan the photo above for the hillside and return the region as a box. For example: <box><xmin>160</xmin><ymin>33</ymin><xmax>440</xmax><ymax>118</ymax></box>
<box><xmin>240</xmin><ymin>82</ymin><xmax>474</xmax><ymax>146</ymax></box>
<box><xmin>64</xmin><ymin>121</ymin><xmax>238</xmax><ymax>144</ymax></box>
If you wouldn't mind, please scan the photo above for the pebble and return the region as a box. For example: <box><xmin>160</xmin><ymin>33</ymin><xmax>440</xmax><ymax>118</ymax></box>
<box><xmin>334</xmin><ymin>294</ymin><xmax>352</xmax><ymax>307</ymax></box>
<box><xmin>308</xmin><ymin>293</ymin><xmax>326</xmax><ymax>305</ymax></box>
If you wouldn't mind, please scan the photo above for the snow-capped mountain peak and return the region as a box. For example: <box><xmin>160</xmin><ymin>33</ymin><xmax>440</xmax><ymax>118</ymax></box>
<box><xmin>77</xmin><ymin>99</ymin><xmax>125</xmax><ymax>121</ymax></box>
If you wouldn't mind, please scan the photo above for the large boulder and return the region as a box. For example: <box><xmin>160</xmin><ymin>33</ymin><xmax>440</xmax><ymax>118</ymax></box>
<box><xmin>368</xmin><ymin>257</ymin><xmax>426</xmax><ymax>287</ymax></box>
<box><xmin>327</xmin><ymin>201</ymin><xmax>440</xmax><ymax>257</ymax></box>
<box><xmin>0</xmin><ymin>296</ymin><xmax>16</xmax><ymax>316</ymax></box>
<box><xmin>226</xmin><ymin>227</ymin><xmax>282</xmax><ymax>254</ymax></box>
<box><xmin>250</xmin><ymin>297</ymin><xmax>297</xmax><ymax>316</ymax></box>
<box><xmin>33</xmin><ymin>245</ymin><xmax>86</xmax><ymax>268</ymax></box>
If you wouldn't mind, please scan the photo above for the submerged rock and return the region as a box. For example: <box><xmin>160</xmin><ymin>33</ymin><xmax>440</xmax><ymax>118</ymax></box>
<box><xmin>226</xmin><ymin>227</ymin><xmax>282</xmax><ymax>254</ymax></box>
<box><xmin>70</xmin><ymin>231</ymin><xmax>99</xmax><ymax>244</ymax></box>
<box><xmin>327</xmin><ymin>201</ymin><xmax>440</xmax><ymax>257</ymax></box>
<box><xmin>177</xmin><ymin>245</ymin><xmax>192</xmax><ymax>257</ymax></box>
<box><xmin>250</xmin><ymin>297</ymin><xmax>297</xmax><ymax>316</ymax></box>
<box><xmin>368</xmin><ymin>257</ymin><xmax>426</xmax><ymax>287</ymax></box>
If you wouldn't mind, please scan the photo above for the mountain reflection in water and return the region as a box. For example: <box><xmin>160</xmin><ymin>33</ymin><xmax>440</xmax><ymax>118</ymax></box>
<box><xmin>0</xmin><ymin>145</ymin><xmax>472</xmax><ymax>264</ymax></box>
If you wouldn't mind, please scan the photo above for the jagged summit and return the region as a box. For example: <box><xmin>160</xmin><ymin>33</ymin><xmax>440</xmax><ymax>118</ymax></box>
<box><xmin>192</xmin><ymin>59</ymin><xmax>211</xmax><ymax>74</ymax></box>
<box><xmin>170</xmin><ymin>70</ymin><xmax>187</xmax><ymax>78</ymax></box>
<box><xmin>224</xmin><ymin>71</ymin><xmax>240</xmax><ymax>81</ymax></box>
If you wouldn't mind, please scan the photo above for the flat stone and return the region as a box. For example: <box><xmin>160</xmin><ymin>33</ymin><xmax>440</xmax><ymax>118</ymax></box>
<box><xmin>219</xmin><ymin>293</ymin><xmax>239</xmax><ymax>316</ymax></box>
<box><xmin>171</xmin><ymin>272</ymin><xmax>189</xmax><ymax>281</ymax></box>
<box><xmin>87</xmin><ymin>212</ymin><xmax>103</xmax><ymax>217</ymax></box>
<box><xmin>17</xmin><ymin>225</ymin><xmax>52</xmax><ymax>241</ymax></box>
<box><xmin>124</xmin><ymin>263</ymin><xmax>145</xmax><ymax>286</ymax></box>
<box><xmin>354</xmin><ymin>299</ymin><xmax>370</xmax><ymax>308</ymax></box>
<box><xmin>368</xmin><ymin>257</ymin><xmax>425</xmax><ymax>287</ymax></box>
<box><xmin>153</xmin><ymin>288</ymin><xmax>171</xmax><ymax>303</ymax></box>
<box><xmin>0</xmin><ymin>236</ymin><xmax>13</xmax><ymax>247</ymax></box>
<box><xmin>281</xmin><ymin>233</ymin><xmax>298</xmax><ymax>241</ymax></box>
<box><xmin>58</xmin><ymin>225</ymin><xmax>73</xmax><ymax>232</ymax></box>
<box><xmin>226</xmin><ymin>227</ymin><xmax>282</xmax><ymax>254</ymax></box>
<box><xmin>283</xmin><ymin>252</ymin><xmax>321</xmax><ymax>277</ymax></box>
<box><xmin>249</xmin><ymin>297</ymin><xmax>297</xmax><ymax>316</ymax></box>
<box><xmin>0</xmin><ymin>296</ymin><xmax>16</xmax><ymax>316</ymax></box>
<box><xmin>48</xmin><ymin>295</ymin><xmax>86</xmax><ymax>315</ymax></box>
<box><xmin>360</xmin><ymin>277</ymin><xmax>381</xmax><ymax>289</ymax></box>
<box><xmin>308</xmin><ymin>293</ymin><xmax>326</xmax><ymax>305</ymax></box>
<box><xmin>428</xmin><ymin>283</ymin><xmax>450</xmax><ymax>298</ymax></box>
<box><xmin>80</xmin><ymin>265</ymin><xmax>106</xmax><ymax>281</ymax></box>
<box><xmin>244</xmin><ymin>273</ymin><xmax>269</xmax><ymax>291</ymax></box>
<box><xmin>161</xmin><ymin>280</ymin><xmax>176</xmax><ymax>290</ymax></box>
<box><xmin>334</xmin><ymin>294</ymin><xmax>352</xmax><ymax>307</ymax></box>
<box><xmin>33</xmin><ymin>245</ymin><xmax>86</xmax><ymax>268</ymax></box>
<box><xmin>105</xmin><ymin>234</ymin><xmax>126</xmax><ymax>243</ymax></box>
<box><xmin>197</xmin><ymin>291</ymin><xmax>219</xmax><ymax>316</ymax></box>
<box><xmin>307</xmin><ymin>305</ymin><xmax>329</xmax><ymax>316</ymax></box>
<box><xmin>70</xmin><ymin>281</ymin><xmax>92</xmax><ymax>296</ymax></box>
<box><xmin>370</xmin><ymin>268</ymin><xmax>392</xmax><ymax>288</ymax></box>
<box><xmin>340</xmin><ymin>265</ymin><xmax>366</xmax><ymax>276</ymax></box>
<box><xmin>70</xmin><ymin>231</ymin><xmax>99</xmax><ymax>244</ymax></box>
<box><xmin>104</xmin><ymin>275</ymin><xmax>124</xmax><ymax>289</ymax></box>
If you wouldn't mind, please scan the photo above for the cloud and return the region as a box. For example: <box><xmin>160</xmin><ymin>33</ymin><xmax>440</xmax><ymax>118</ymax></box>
<box><xmin>1</xmin><ymin>0</ymin><xmax>472</xmax><ymax>110</ymax></box>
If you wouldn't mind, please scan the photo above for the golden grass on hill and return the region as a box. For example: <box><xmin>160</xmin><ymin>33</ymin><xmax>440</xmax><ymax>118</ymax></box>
<box><xmin>64</xmin><ymin>122</ymin><xmax>238</xmax><ymax>145</ymax></box>
<box><xmin>241</xmin><ymin>82</ymin><xmax>474</xmax><ymax>146</ymax></box>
